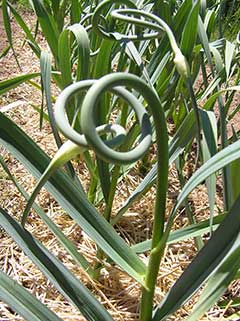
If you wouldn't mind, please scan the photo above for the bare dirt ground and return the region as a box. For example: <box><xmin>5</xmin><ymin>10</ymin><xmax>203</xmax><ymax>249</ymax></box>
<box><xmin>0</xmin><ymin>7</ymin><xmax>239</xmax><ymax>321</ymax></box>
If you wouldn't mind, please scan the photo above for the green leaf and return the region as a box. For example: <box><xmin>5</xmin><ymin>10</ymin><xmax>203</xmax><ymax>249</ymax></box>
<box><xmin>198</xmin><ymin>15</ymin><xmax>214</xmax><ymax>72</ymax></box>
<box><xmin>118</xmin><ymin>37</ymin><xmax>151</xmax><ymax>84</ymax></box>
<box><xmin>2</xmin><ymin>0</ymin><xmax>21</xmax><ymax>68</ymax></box>
<box><xmin>57</xmin><ymin>24</ymin><xmax>90</xmax><ymax>124</ymax></box>
<box><xmin>7</xmin><ymin>2</ymin><xmax>41</xmax><ymax>58</ymax></box>
<box><xmin>200</xmin><ymin>75</ymin><xmax>221</xmax><ymax>101</ymax></box>
<box><xmin>180</xmin><ymin>0</ymin><xmax>200</xmax><ymax>59</ymax></box>
<box><xmin>0</xmin><ymin>73</ymin><xmax>39</xmax><ymax>95</ymax></box>
<box><xmin>40</xmin><ymin>51</ymin><xmax>62</xmax><ymax>147</ymax></box>
<box><xmin>0</xmin><ymin>154</ymin><xmax>93</xmax><ymax>276</ymax></box>
<box><xmin>30</xmin><ymin>103</ymin><xmax>49</xmax><ymax>121</ymax></box>
<box><xmin>225</xmin><ymin>40</ymin><xmax>235</xmax><ymax>80</ymax></box>
<box><xmin>186</xmin><ymin>240</ymin><xmax>240</xmax><ymax>321</ymax></box>
<box><xmin>68</xmin><ymin>24</ymin><xmax>90</xmax><ymax>82</ymax></box>
<box><xmin>31</xmin><ymin>0</ymin><xmax>59</xmax><ymax>59</ymax></box>
<box><xmin>168</xmin><ymin>140</ymin><xmax>240</xmax><ymax>227</ymax></box>
<box><xmin>112</xmin><ymin>109</ymin><xmax>196</xmax><ymax>224</ymax></box>
<box><xmin>0</xmin><ymin>45</ymin><xmax>10</xmax><ymax>59</ymax></box>
<box><xmin>0</xmin><ymin>207</ymin><xmax>114</xmax><ymax>321</ymax></box>
<box><xmin>70</xmin><ymin>0</ymin><xmax>82</xmax><ymax>24</ymax></box>
<box><xmin>229</xmin><ymin>126</ymin><xmax>240</xmax><ymax>205</ymax></box>
<box><xmin>152</xmin><ymin>129</ymin><xmax>240</xmax><ymax>316</ymax></box>
<box><xmin>132</xmin><ymin>214</ymin><xmax>225</xmax><ymax>254</ymax></box>
<box><xmin>40</xmin><ymin>55</ymin><xmax>82</xmax><ymax>193</ymax></box>
<box><xmin>58</xmin><ymin>29</ymin><xmax>72</xmax><ymax>88</ymax></box>
<box><xmin>210</xmin><ymin>45</ymin><xmax>223</xmax><ymax>74</ymax></box>
<box><xmin>203</xmin><ymin>86</ymin><xmax>240</xmax><ymax>110</ymax></box>
<box><xmin>59</xmin><ymin>23</ymin><xmax>91</xmax><ymax>84</ymax></box>
<box><xmin>200</xmin><ymin>110</ymin><xmax>217</xmax><ymax>157</ymax></box>
<box><xmin>153</xmin><ymin>195</ymin><xmax>240</xmax><ymax>320</ymax></box>
<box><xmin>0</xmin><ymin>270</ymin><xmax>62</xmax><ymax>321</ymax></box>
<box><xmin>0</xmin><ymin>112</ymin><xmax>146</xmax><ymax>285</ymax></box>
<box><xmin>22</xmin><ymin>140</ymin><xmax>84</xmax><ymax>225</ymax></box>
<box><xmin>200</xmin><ymin>109</ymin><xmax>217</xmax><ymax>232</ymax></box>
<box><xmin>92</xmin><ymin>40</ymin><xmax>114</xmax><ymax>202</ymax></box>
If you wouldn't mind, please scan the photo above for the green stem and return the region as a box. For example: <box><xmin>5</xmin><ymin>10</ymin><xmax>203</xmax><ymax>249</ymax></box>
<box><xmin>139</xmin><ymin>179</ymin><xmax>167</xmax><ymax>321</ymax></box>
<box><xmin>93</xmin><ymin>165</ymin><xmax>121</xmax><ymax>280</ymax></box>
<box><xmin>88</xmin><ymin>172</ymin><xmax>98</xmax><ymax>204</ymax></box>
<box><xmin>176</xmin><ymin>157</ymin><xmax>204</xmax><ymax>250</ymax></box>
<box><xmin>185</xmin><ymin>76</ymin><xmax>202</xmax><ymax>168</ymax></box>
<box><xmin>56</xmin><ymin>73</ymin><xmax>169</xmax><ymax>316</ymax></box>
<box><xmin>139</xmin><ymin>104</ymin><xmax>168</xmax><ymax>321</ymax></box>
<box><xmin>93</xmin><ymin>96</ymin><xmax>129</xmax><ymax>279</ymax></box>
<box><xmin>140</xmin><ymin>248</ymin><xmax>165</xmax><ymax>321</ymax></box>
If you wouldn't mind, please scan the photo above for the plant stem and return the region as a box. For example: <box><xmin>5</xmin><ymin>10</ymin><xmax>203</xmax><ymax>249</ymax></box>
<box><xmin>140</xmin><ymin>248</ymin><xmax>165</xmax><ymax>321</ymax></box>
<box><xmin>176</xmin><ymin>157</ymin><xmax>204</xmax><ymax>250</ymax></box>
<box><xmin>93</xmin><ymin>165</ymin><xmax>121</xmax><ymax>280</ymax></box>
<box><xmin>139</xmin><ymin>193</ymin><xmax>166</xmax><ymax>321</ymax></box>
<box><xmin>88</xmin><ymin>174</ymin><xmax>98</xmax><ymax>204</ymax></box>
<box><xmin>185</xmin><ymin>76</ymin><xmax>202</xmax><ymax>168</ymax></box>
<box><xmin>140</xmin><ymin>119</ymin><xmax>168</xmax><ymax>321</ymax></box>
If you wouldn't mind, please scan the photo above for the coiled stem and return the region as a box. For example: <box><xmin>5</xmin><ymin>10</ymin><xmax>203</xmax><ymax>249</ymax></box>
<box><xmin>92</xmin><ymin>2</ymin><xmax>190</xmax><ymax>78</ymax></box>
<box><xmin>54</xmin><ymin>77</ymin><xmax>152</xmax><ymax>164</ymax></box>
<box><xmin>55</xmin><ymin>72</ymin><xmax>169</xmax><ymax>321</ymax></box>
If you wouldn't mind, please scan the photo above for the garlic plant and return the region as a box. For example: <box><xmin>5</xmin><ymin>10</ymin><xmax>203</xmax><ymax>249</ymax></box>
<box><xmin>0</xmin><ymin>0</ymin><xmax>240</xmax><ymax>320</ymax></box>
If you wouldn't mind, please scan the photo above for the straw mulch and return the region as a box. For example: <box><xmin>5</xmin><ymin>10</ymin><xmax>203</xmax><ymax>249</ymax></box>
<box><xmin>0</xmin><ymin>8</ymin><xmax>239</xmax><ymax>321</ymax></box>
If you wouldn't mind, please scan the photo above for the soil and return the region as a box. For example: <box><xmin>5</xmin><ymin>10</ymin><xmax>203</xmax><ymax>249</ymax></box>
<box><xmin>0</xmin><ymin>7</ymin><xmax>240</xmax><ymax>321</ymax></box>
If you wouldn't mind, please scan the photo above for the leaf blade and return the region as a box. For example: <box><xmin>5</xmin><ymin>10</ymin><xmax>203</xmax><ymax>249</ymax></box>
<box><xmin>0</xmin><ymin>112</ymin><xmax>146</xmax><ymax>284</ymax></box>
<box><xmin>0</xmin><ymin>207</ymin><xmax>114</xmax><ymax>321</ymax></box>
<box><xmin>0</xmin><ymin>270</ymin><xmax>62</xmax><ymax>321</ymax></box>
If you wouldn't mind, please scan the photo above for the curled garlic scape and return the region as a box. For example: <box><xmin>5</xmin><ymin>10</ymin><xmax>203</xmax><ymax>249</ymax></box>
<box><xmin>22</xmin><ymin>73</ymin><xmax>156</xmax><ymax>224</ymax></box>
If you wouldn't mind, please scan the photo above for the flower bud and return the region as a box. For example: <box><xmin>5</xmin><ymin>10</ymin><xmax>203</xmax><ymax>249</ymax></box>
<box><xmin>173</xmin><ymin>49</ymin><xmax>190</xmax><ymax>78</ymax></box>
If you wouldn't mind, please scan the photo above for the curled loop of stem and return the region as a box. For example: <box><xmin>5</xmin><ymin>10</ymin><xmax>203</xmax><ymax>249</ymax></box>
<box><xmin>80</xmin><ymin>13</ymin><xmax>107</xmax><ymax>56</ymax></box>
<box><xmin>91</xmin><ymin>0</ymin><xmax>138</xmax><ymax>40</ymax></box>
<box><xmin>92</xmin><ymin>1</ymin><xmax>190</xmax><ymax>77</ymax></box>
<box><xmin>54</xmin><ymin>74</ymin><xmax>153</xmax><ymax>165</ymax></box>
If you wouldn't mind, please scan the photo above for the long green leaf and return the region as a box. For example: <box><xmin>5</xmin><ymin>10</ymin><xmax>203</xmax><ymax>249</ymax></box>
<box><xmin>0</xmin><ymin>45</ymin><xmax>10</xmax><ymax>59</ymax></box>
<box><xmin>225</xmin><ymin>40</ymin><xmax>235</xmax><ymax>80</ymax></box>
<box><xmin>58</xmin><ymin>29</ymin><xmax>72</xmax><ymax>88</ymax></box>
<box><xmin>68</xmin><ymin>24</ymin><xmax>90</xmax><ymax>82</ymax></box>
<box><xmin>153</xmin><ymin>194</ymin><xmax>240</xmax><ymax>320</ymax></box>
<box><xmin>112</xmin><ymin>109</ymin><xmax>196</xmax><ymax>224</ymax></box>
<box><xmin>0</xmin><ymin>73</ymin><xmax>39</xmax><ymax>95</ymax></box>
<box><xmin>0</xmin><ymin>270</ymin><xmax>62</xmax><ymax>321</ymax></box>
<box><xmin>153</xmin><ymin>140</ymin><xmax>240</xmax><ymax>319</ymax></box>
<box><xmin>168</xmin><ymin>140</ymin><xmax>240</xmax><ymax>226</ymax></box>
<box><xmin>131</xmin><ymin>214</ymin><xmax>225</xmax><ymax>254</ymax></box>
<box><xmin>229</xmin><ymin>126</ymin><xmax>240</xmax><ymax>205</ymax></box>
<box><xmin>0</xmin><ymin>154</ymin><xmax>94</xmax><ymax>277</ymax></box>
<box><xmin>203</xmin><ymin>86</ymin><xmax>240</xmax><ymax>110</ymax></box>
<box><xmin>40</xmin><ymin>52</ymin><xmax>81</xmax><ymax>188</ymax></box>
<box><xmin>0</xmin><ymin>207</ymin><xmax>114</xmax><ymax>321</ymax></box>
<box><xmin>40</xmin><ymin>51</ymin><xmax>62</xmax><ymax>146</ymax></box>
<box><xmin>57</xmin><ymin>24</ymin><xmax>90</xmax><ymax>126</ymax></box>
<box><xmin>92</xmin><ymin>40</ymin><xmax>114</xmax><ymax>202</ymax></box>
<box><xmin>180</xmin><ymin>0</ymin><xmax>200</xmax><ymax>59</ymax></box>
<box><xmin>70</xmin><ymin>0</ymin><xmax>82</xmax><ymax>24</ymax></box>
<box><xmin>30</xmin><ymin>0</ymin><xmax>59</xmax><ymax>59</ymax></box>
<box><xmin>2</xmin><ymin>0</ymin><xmax>21</xmax><ymax>68</ymax></box>
<box><xmin>200</xmin><ymin>109</ymin><xmax>217</xmax><ymax>232</ymax></box>
<box><xmin>0</xmin><ymin>112</ymin><xmax>146</xmax><ymax>285</ymax></box>
<box><xmin>7</xmin><ymin>2</ymin><xmax>41</xmax><ymax>58</ymax></box>
<box><xmin>186</xmin><ymin>240</ymin><xmax>240</xmax><ymax>321</ymax></box>
<box><xmin>58</xmin><ymin>24</ymin><xmax>90</xmax><ymax>86</ymax></box>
